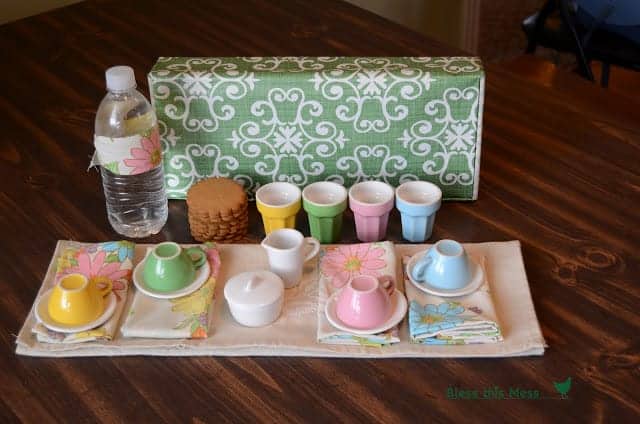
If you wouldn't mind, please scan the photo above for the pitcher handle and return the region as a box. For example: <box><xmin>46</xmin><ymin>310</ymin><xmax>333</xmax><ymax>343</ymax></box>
<box><xmin>303</xmin><ymin>237</ymin><xmax>321</xmax><ymax>262</ymax></box>
<box><xmin>186</xmin><ymin>247</ymin><xmax>207</xmax><ymax>269</ymax></box>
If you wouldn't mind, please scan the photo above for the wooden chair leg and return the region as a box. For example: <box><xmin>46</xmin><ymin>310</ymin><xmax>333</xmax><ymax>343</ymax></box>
<box><xmin>576</xmin><ymin>53</ymin><xmax>595</xmax><ymax>82</ymax></box>
<box><xmin>601</xmin><ymin>62</ymin><xmax>610</xmax><ymax>87</ymax></box>
<box><xmin>559</xmin><ymin>0</ymin><xmax>595</xmax><ymax>82</ymax></box>
<box><xmin>524</xmin><ymin>0</ymin><xmax>556</xmax><ymax>54</ymax></box>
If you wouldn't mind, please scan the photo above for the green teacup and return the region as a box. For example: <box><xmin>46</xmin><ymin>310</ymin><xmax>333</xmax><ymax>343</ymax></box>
<box><xmin>302</xmin><ymin>182</ymin><xmax>348</xmax><ymax>243</ymax></box>
<box><xmin>143</xmin><ymin>242</ymin><xmax>207</xmax><ymax>292</ymax></box>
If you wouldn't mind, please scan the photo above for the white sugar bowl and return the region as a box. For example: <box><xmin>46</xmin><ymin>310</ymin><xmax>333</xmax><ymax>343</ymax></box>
<box><xmin>224</xmin><ymin>270</ymin><xmax>285</xmax><ymax>327</ymax></box>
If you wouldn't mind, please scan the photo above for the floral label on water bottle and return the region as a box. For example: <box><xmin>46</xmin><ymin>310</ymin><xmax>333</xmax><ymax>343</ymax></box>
<box><xmin>91</xmin><ymin>126</ymin><xmax>162</xmax><ymax>175</ymax></box>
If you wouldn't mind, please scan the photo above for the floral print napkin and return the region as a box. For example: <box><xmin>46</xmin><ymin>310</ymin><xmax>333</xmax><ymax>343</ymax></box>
<box><xmin>317</xmin><ymin>242</ymin><xmax>401</xmax><ymax>346</ymax></box>
<box><xmin>32</xmin><ymin>241</ymin><xmax>134</xmax><ymax>344</ymax></box>
<box><xmin>403</xmin><ymin>255</ymin><xmax>503</xmax><ymax>345</ymax></box>
<box><xmin>121</xmin><ymin>243</ymin><xmax>220</xmax><ymax>339</ymax></box>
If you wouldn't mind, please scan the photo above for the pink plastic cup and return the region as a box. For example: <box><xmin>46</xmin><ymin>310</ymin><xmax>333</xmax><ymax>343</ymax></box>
<box><xmin>336</xmin><ymin>274</ymin><xmax>395</xmax><ymax>330</ymax></box>
<box><xmin>348</xmin><ymin>181</ymin><xmax>395</xmax><ymax>242</ymax></box>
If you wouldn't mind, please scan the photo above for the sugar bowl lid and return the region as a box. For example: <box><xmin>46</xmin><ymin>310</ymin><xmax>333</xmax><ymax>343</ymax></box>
<box><xmin>224</xmin><ymin>270</ymin><xmax>284</xmax><ymax>307</ymax></box>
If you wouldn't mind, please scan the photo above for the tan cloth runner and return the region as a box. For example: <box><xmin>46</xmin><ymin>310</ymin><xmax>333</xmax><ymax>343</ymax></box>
<box><xmin>16</xmin><ymin>241</ymin><xmax>545</xmax><ymax>357</ymax></box>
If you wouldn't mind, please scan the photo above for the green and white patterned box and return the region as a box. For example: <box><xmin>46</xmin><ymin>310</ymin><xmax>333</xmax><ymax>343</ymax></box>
<box><xmin>148</xmin><ymin>57</ymin><xmax>484</xmax><ymax>200</ymax></box>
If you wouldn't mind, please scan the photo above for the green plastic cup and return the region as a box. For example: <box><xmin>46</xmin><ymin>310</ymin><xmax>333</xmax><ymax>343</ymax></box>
<box><xmin>302</xmin><ymin>182</ymin><xmax>348</xmax><ymax>243</ymax></box>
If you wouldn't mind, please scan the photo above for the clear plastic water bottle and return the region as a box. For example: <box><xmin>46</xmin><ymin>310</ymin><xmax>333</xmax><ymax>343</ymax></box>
<box><xmin>94</xmin><ymin>66</ymin><xmax>168</xmax><ymax>237</ymax></box>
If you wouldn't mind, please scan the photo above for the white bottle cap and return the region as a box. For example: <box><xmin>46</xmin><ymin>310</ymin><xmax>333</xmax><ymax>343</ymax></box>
<box><xmin>105</xmin><ymin>66</ymin><xmax>136</xmax><ymax>92</ymax></box>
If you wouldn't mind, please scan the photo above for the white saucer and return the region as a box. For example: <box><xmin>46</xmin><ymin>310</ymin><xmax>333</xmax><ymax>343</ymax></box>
<box><xmin>325</xmin><ymin>289</ymin><xmax>408</xmax><ymax>335</ymax></box>
<box><xmin>132</xmin><ymin>256</ymin><xmax>210</xmax><ymax>299</ymax></box>
<box><xmin>406</xmin><ymin>251</ymin><xmax>485</xmax><ymax>297</ymax></box>
<box><xmin>35</xmin><ymin>290</ymin><xmax>117</xmax><ymax>333</ymax></box>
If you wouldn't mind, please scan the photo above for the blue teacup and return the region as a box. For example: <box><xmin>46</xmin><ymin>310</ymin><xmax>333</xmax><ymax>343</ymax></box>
<box><xmin>410</xmin><ymin>239</ymin><xmax>471</xmax><ymax>290</ymax></box>
<box><xmin>395</xmin><ymin>181</ymin><xmax>442</xmax><ymax>243</ymax></box>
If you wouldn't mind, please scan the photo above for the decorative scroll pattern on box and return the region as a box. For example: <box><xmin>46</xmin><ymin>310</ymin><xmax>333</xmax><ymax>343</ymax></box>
<box><xmin>148</xmin><ymin>57</ymin><xmax>484</xmax><ymax>200</ymax></box>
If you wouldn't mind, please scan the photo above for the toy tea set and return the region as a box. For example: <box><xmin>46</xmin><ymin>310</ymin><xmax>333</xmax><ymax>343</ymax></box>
<box><xmin>19</xmin><ymin>61</ymin><xmax>546</xmax><ymax>356</ymax></box>
<box><xmin>34</xmin><ymin>177</ymin><xmax>486</xmax><ymax>338</ymax></box>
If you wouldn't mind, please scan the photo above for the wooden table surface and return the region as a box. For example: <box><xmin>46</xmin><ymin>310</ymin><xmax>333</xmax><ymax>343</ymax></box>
<box><xmin>1</xmin><ymin>0</ymin><xmax>639</xmax><ymax>422</ymax></box>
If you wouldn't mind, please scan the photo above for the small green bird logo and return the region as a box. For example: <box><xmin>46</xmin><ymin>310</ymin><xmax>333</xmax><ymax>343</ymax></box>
<box><xmin>553</xmin><ymin>377</ymin><xmax>572</xmax><ymax>399</ymax></box>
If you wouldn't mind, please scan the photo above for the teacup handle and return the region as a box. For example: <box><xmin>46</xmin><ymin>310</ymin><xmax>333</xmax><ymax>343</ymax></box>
<box><xmin>98</xmin><ymin>279</ymin><xmax>112</xmax><ymax>297</ymax></box>
<box><xmin>378</xmin><ymin>275</ymin><xmax>395</xmax><ymax>297</ymax></box>
<box><xmin>186</xmin><ymin>247</ymin><xmax>207</xmax><ymax>269</ymax></box>
<box><xmin>303</xmin><ymin>237</ymin><xmax>321</xmax><ymax>262</ymax></box>
<box><xmin>411</xmin><ymin>251</ymin><xmax>434</xmax><ymax>282</ymax></box>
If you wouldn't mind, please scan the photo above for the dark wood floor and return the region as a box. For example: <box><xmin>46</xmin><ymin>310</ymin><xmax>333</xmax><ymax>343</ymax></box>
<box><xmin>502</xmin><ymin>55</ymin><xmax>640</xmax><ymax>103</ymax></box>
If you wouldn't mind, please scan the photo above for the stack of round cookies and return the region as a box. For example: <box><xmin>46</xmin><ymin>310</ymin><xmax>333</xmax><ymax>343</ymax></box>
<box><xmin>186</xmin><ymin>177</ymin><xmax>248</xmax><ymax>242</ymax></box>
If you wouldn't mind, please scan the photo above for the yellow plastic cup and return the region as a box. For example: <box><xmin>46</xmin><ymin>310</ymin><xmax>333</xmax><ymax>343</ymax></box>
<box><xmin>48</xmin><ymin>273</ymin><xmax>112</xmax><ymax>325</ymax></box>
<box><xmin>255</xmin><ymin>182</ymin><xmax>302</xmax><ymax>234</ymax></box>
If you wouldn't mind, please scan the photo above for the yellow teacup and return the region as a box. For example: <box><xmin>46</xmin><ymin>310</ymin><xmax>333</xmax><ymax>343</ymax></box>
<box><xmin>48</xmin><ymin>273</ymin><xmax>112</xmax><ymax>325</ymax></box>
<box><xmin>256</xmin><ymin>182</ymin><xmax>302</xmax><ymax>234</ymax></box>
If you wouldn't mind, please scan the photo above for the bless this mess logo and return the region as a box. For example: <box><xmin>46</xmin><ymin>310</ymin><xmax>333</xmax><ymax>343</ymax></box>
<box><xmin>447</xmin><ymin>377</ymin><xmax>572</xmax><ymax>400</ymax></box>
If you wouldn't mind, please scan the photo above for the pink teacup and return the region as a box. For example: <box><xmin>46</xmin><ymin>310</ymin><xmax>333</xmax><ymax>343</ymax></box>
<box><xmin>336</xmin><ymin>274</ymin><xmax>395</xmax><ymax>330</ymax></box>
<box><xmin>348</xmin><ymin>181</ymin><xmax>395</xmax><ymax>242</ymax></box>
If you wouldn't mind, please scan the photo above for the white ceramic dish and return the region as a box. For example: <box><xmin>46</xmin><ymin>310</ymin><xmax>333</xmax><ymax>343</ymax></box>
<box><xmin>133</xmin><ymin>256</ymin><xmax>210</xmax><ymax>299</ymax></box>
<box><xmin>406</xmin><ymin>251</ymin><xmax>485</xmax><ymax>297</ymax></box>
<box><xmin>224</xmin><ymin>270</ymin><xmax>285</xmax><ymax>327</ymax></box>
<box><xmin>35</xmin><ymin>289</ymin><xmax>117</xmax><ymax>333</ymax></box>
<box><xmin>325</xmin><ymin>288</ymin><xmax>407</xmax><ymax>335</ymax></box>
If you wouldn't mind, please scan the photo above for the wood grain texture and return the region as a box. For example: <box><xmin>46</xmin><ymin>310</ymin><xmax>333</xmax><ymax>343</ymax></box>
<box><xmin>1</xmin><ymin>0</ymin><xmax>639</xmax><ymax>422</ymax></box>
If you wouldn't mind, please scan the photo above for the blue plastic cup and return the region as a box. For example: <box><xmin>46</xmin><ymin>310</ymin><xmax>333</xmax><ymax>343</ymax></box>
<box><xmin>395</xmin><ymin>181</ymin><xmax>442</xmax><ymax>243</ymax></box>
